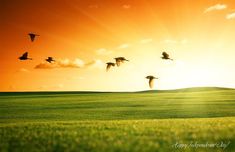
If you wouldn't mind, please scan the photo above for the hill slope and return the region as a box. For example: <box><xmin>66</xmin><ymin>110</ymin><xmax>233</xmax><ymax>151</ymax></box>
<box><xmin>140</xmin><ymin>87</ymin><xmax>235</xmax><ymax>93</ymax></box>
<box><xmin>0</xmin><ymin>87</ymin><xmax>235</xmax><ymax>151</ymax></box>
<box><xmin>0</xmin><ymin>87</ymin><xmax>235</xmax><ymax>122</ymax></box>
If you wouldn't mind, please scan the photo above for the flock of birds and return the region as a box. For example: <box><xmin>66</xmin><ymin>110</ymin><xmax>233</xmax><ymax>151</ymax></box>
<box><xmin>19</xmin><ymin>33</ymin><xmax>56</xmax><ymax>62</ymax></box>
<box><xmin>19</xmin><ymin>33</ymin><xmax>174</xmax><ymax>89</ymax></box>
<box><xmin>104</xmin><ymin>48</ymin><xmax>173</xmax><ymax>89</ymax></box>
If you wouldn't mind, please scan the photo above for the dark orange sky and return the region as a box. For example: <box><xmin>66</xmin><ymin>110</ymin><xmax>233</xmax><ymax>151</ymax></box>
<box><xmin>1</xmin><ymin>0</ymin><xmax>235</xmax><ymax>91</ymax></box>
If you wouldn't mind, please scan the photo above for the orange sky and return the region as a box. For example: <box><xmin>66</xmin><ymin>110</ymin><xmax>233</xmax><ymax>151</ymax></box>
<box><xmin>1</xmin><ymin>0</ymin><xmax>235</xmax><ymax>91</ymax></box>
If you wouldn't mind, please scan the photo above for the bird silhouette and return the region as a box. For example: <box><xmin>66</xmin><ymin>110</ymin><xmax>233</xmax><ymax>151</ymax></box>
<box><xmin>28</xmin><ymin>33</ymin><xmax>39</xmax><ymax>42</ymax></box>
<box><xmin>46</xmin><ymin>57</ymin><xmax>55</xmax><ymax>63</ymax></box>
<box><xmin>161</xmin><ymin>52</ymin><xmax>173</xmax><ymax>60</ymax></box>
<box><xmin>19</xmin><ymin>52</ymin><xmax>32</xmax><ymax>60</ymax></box>
<box><xmin>106</xmin><ymin>62</ymin><xmax>115</xmax><ymax>72</ymax></box>
<box><xmin>114</xmin><ymin>57</ymin><xmax>129</xmax><ymax>66</ymax></box>
<box><xmin>146</xmin><ymin>75</ymin><xmax>158</xmax><ymax>89</ymax></box>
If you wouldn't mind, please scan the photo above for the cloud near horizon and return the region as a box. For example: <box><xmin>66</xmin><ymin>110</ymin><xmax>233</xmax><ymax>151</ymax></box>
<box><xmin>162</xmin><ymin>39</ymin><xmax>178</xmax><ymax>44</ymax></box>
<box><xmin>140</xmin><ymin>38</ymin><xmax>153</xmax><ymax>44</ymax></box>
<box><xmin>118</xmin><ymin>43</ymin><xmax>130</xmax><ymax>49</ymax></box>
<box><xmin>35</xmin><ymin>58</ymin><xmax>104</xmax><ymax>69</ymax></box>
<box><xmin>162</xmin><ymin>39</ymin><xmax>188</xmax><ymax>44</ymax></box>
<box><xmin>86</xmin><ymin>59</ymin><xmax>105</xmax><ymax>69</ymax></box>
<box><xmin>17</xmin><ymin>68</ymin><xmax>30</xmax><ymax>73</ymax></box>
<box><xmin>226</xmin><ymin>12</ymin><xmax>235</xmax><ymax>19</ymax></box>
<box><xmin>122</xmin><ymin>4</ymin><xmax>131</xmax><ymax>9</ymax></box>
<box><xmin>204</xmin><ymin>4</ymin><xmax>227</xmax><ymax>13</ymax></box>
<box><xmin>96</xmin><ymin>48</ymin><xmax>113</xmax><ymax>55</ymax></box>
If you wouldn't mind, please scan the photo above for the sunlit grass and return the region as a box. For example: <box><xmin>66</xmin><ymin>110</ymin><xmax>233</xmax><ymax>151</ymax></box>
<box><xmin>0</xmin><ymin>118</ymin><xmax>234</xmax><ymax>152</ymax></box>
<box><xmin>0</xmin><ymin>87</ymin><xmax>234</xmax><ymax>151</ymax></box>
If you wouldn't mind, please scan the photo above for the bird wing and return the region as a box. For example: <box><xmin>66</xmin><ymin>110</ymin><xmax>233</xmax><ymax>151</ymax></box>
<box><xmin>48</xmin><ymin>57</ymin><xmax>53</xmax><ymax>60</ymax></box>
<box><xmin>120</xmin><ymin>57</ymin><xmax>129</xmax><ymax>62</ymax></box>
<box><xmin>122</xmin><ymin>57</ymin><xmax>129</xmax><ymax>61</ymax></box>
<box><xmin>162</xmin><ymin>52</ymin><xmax>169</xmax><ymax>58</ymax></box>
<box><xmin>22</xmin><ymin>52</ymin><xmax>28</xmax><ymax>58</ymax></box>
<box><xmin>106</xmin><ymin>64</ymin><xmax>112</xmax><ymax>71</ymax></box>
<box><xmin>149</xmin><ymin>78</ymin><xmax>154</xmax><ymax>89</ymax></box>
<box><xmin>46</xmin><ymin>59</ymin><xmax>52</xmax><ymax>63</ymax></box>
<box><xmin>29</xmin><ymin>34</ymin><xmax>35</xmax><ymax>42</ymax></box>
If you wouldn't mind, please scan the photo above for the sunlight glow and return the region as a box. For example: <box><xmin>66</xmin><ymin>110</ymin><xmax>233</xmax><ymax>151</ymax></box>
<box><xmin>1</xmin><ymin>0</ymin><xmax>235</xmax><ymax>91</ymax></box>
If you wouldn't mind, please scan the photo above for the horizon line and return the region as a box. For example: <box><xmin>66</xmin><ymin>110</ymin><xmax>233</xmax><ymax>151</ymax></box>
<box><xmin>0</xmin><ymin>86</ymin><xmax>234</xmax><ymax>93</ymax></box>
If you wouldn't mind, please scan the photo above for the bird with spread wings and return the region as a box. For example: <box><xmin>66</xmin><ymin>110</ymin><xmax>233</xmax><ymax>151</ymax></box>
<box><xmin>46</xmin><ymin>57</ymin><xmax>55</xmax><ymax>63</ymax></box>
<box><xmin>28</xmin><ymin>33</ymin><xmax>40</xmax><ymax>42</ymax></box>
<box><xmin>19</xmin><ymin>52</ymin><xmax>32</xmax><ymax>60</ymax></box>
<box><xmin>106</xmin><ymin>62</ymin><xmax>115</xmax><ymax>72</ymax></box>
<box><xmin>161</xmin><ymin>52</ymin><xmax>173</xmax><ymax>60</ymax></box>
<box><xmin>114</xmin><ymin>57</ymin><xmax>129</xmax><ymax>66</ymax></box>
<box><xmin>146</xmin><ymin>75</ymin><xmax>158</xmax><ymax>89</ymax></box>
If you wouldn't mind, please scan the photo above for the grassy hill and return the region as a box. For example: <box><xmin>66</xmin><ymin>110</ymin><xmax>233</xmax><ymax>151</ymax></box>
<box><xmin>0</xmin><ymin>87</ymin><xmax>234</xmax><ymax>122</ymax></box>
<box><xmin>0</xmin><ymin>87</ymin><xmax>235</xmax><ymax>151</ymax></box>
<box><xmin>140</xmin><ymin>86</ymin><xmax>234</xmax><ymax>93</ymax></box>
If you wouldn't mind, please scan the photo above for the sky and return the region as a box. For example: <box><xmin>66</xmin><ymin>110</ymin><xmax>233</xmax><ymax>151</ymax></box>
<box><xmin>1</xmin><ymin>0</ymin><xmax>235</xmax><ymax>91</ymax></box>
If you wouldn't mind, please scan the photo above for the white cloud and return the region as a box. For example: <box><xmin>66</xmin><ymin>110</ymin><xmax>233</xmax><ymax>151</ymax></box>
<box><xmin>162</xmin><ymin>39</ymin><xmax>189</xmax><ymax>45</ymax></box>
<box><xmin>204</xmin><ymin>4</ymin><xmax>227</xmax><ymax>13</ymax></box>
<box><xmin>18</xmin><ymin>68</ymin><xmax>30</xmax><ymax>73</ymax></box>
<box><xmin>87</xmin><ymin>59</ymin><xmax>105</xmax><ymax>69</ymax></box>
<box><xmin>226</xmin><ymin>12</ymin><xmax>235</xmax><ymax>19</ymax></box>
<box><xmin>122</xmin><ymin>4</ymin><xmax>131</xmax><ymax>9</ymax></box>
<box><xmin>162</xmin><ymin>39</ymin><xmax>177</xmax><ymax>44</ymax></box>
<box><xmin>118</xmin><ymin>43</ymin><xmax>130</xmax><ymax>49</ymax></box>
<box><xmin>73</xmin><ymin>59</ymin><xmax>84</xmax><ymax>67</ymax></box>
<box><xmin>35</xmin><ymin>58</ymin><xmax>84</xmax><ymax>69</ymax></box>
<box><xmin>34</xmin><ymin>58</ymin><xmax>100</xmax><ymax>69</ymax></box>
<box><xmin>96</xmin><ymin>48</ymin><xmax>112</xmax><ymax>55</ymax></box>
<box><xmin>140</xmin><ymin>38</ymin><xmax>153</xmax><ymax>44</ymax></box>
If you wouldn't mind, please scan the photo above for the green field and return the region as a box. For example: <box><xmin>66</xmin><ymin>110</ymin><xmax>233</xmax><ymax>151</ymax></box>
<box><xmin>0</xmin><ymin>87</ymin><xmax>235</xmax><ymax>151</ymax></box>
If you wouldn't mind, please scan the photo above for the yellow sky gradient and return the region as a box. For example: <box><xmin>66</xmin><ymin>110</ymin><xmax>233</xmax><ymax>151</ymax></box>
<box><xmin>1</xmin><ymin>0</ymin><xmax>235</xmax><ymax>91</ymax></box>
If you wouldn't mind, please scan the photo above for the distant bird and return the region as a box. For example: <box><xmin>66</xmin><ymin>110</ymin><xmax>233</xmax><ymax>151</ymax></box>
<box><xmin>161</xmin><ymin>52</ymin><xmax>173</xmax><ymax>60</ymax></box>
<box><xmin>45</xmin><ymin>57</ymin><xmax>55</xmax><ymax>63</ymax></box>
<box><xmin>28</xmin><ymin>33</ymin><xmax>39</xmax><ymax>42</ymax></box>
<box><xmin>18</xmin><ymin>52</ymin><xmax>32</xmax><ymax>60</ymax></box>
<box><xmin>146</xmin><ymin>75</ymin><xmax>158</xmax><ymax>89</ymax></box>
<box><xmin>106</xmin><ymin>62</ymin><xmax>115</xmax><ymax>72</ymax></box>
<box><xmin>114</xmin><ymin>57</ymin><xmax>129</xmax><ymax>66</ymax></box>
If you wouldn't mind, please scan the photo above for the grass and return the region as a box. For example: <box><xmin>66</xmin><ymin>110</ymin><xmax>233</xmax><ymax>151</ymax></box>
<box><xmin>0</xmin><ymin>87</ymin><xmax>235</xmax><ymax>151</ymax></box>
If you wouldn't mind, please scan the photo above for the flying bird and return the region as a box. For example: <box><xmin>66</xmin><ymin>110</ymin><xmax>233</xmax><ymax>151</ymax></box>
<box><xmin>146</xmin><ymin>75</ymin><xmax>158</xmax><ymax>89</ymax></box>
<box><xmin>18</xmin><ymin>52</ymin><xmax>32</xmax><ymax>60</ymax></box>
<box><xmin>28</xmin><ymin>33</ymin><xmax>39</xmax><ymax>42</ymax></box>
<box><xmin>114</xmin><ymin>57</ymin><xmax>129</xmax><ymax>66</ymax></box>
<box><xmin>46</xmin><ymin>57</ymin><xmax>55</xmax><ymax>63</ymax></box>
<box><xmin>106</xmin><ymin>62</ymin><xmax>115</xmax><ymax>72</ymax></box>
<box><xmin>161</xmin><ymin>52</ymin><xmax>173</xmax><ymax>60</ymax></box>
